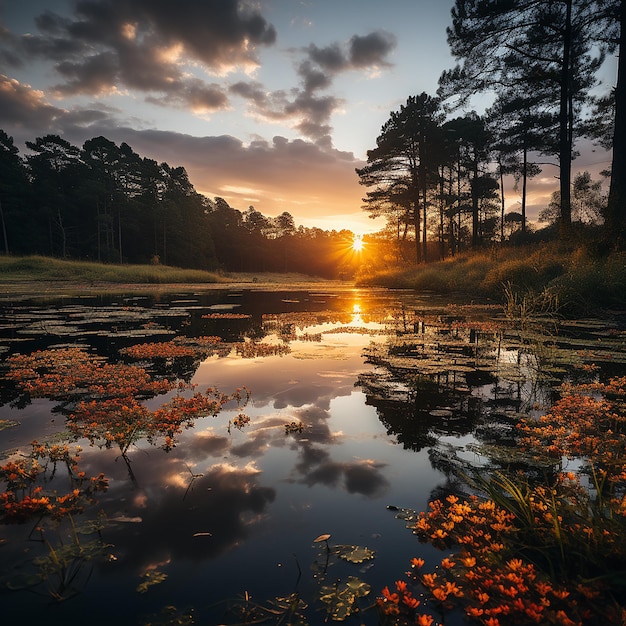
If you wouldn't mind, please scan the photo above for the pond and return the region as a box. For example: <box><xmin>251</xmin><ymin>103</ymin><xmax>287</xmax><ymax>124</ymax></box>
<box><xmin>0</xmin><ymin>286</ymin><xmax>624</xmax><ymax>625</ymax></box>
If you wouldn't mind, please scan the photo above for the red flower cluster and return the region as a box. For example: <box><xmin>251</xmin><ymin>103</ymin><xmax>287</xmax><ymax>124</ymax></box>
<box><xmin>0</xmin><ymin>442</ymin><xmax>108</xmax><ymax>524</ymax></box>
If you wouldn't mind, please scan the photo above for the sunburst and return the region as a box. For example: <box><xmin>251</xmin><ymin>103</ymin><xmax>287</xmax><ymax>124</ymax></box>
<box><xmin>352</xmin><ymin>235</ymin><xmax>364</xmax><ymax>252</ymax></box>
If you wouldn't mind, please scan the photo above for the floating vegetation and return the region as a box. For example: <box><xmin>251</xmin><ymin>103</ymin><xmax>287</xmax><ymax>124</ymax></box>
<box><xmin>137</xmin><ymin>570</ymin><xmax>168</xmax><ymax>593</ymax></box>
<box><xmin>334</xmin><ymin>545</ymin><xmax>375</xmax><ymax>564</ymax></box>
<box><xmin>119</xmin><ymin>336</ymin><xmax>223</xmax><ymax>360</ymax></box>
<box><xmin>4</xmin><ymin>346</ymin><xmax>250</xmax><ymax>454</ymax></box>
<box><xmin>201</xmin><ymin>312</ymin><xmax>251</xmax><ymax>319</ymax></box>
<box><xmin>319</xmin><ymin>576</ymin><xmax>371</xmax><ymax>621</ymax></box>
<box><xmin>0</xmin><ymin>441</ymin><xmax>108</xmax><ymax>523</ymax></box>
<box><xmin>234</xmin><ymin>341</ymin><xmax>291</xmax><ymax>358</ymax></box>
<box><xmin>120</xmin><ymin>341</ymin><xmax>197</xmax><ymax>359</ymax></box>
<box><xmin>231</xmin><ymin>413</ymin><xmax>250</xmax><ymax>430</ymax></box>
<box><xmin>322</xmin><ymin>326</ymin><xmax>384</xmax><ymax>335</ymax></box>
<box><xmin>0</xmin><ymin>420</ymin><xmax>19</xmax><ymax>432</ymax></box>
<box><xmin>284</xmin><ymin>420</ymin><xmax>304</xmax><ymax>434</ymax></box>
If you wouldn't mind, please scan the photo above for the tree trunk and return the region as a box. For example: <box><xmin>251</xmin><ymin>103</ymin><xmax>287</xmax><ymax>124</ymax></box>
<box><xmin>471</xmin><ymin>155</ymin><xmax>480</xmax><ymax>248</ymax></box>
<box><xmin>413</xmin><ymin>201</ymin><xmax>421</xmax><ymax>263</ymax></box>
<box><xmin>0</xmin><ymin>198</ymin><xmax>9</xmax><ymax>255</ymax></box>
<box><xmin>422</xmin><ymin>187</ymin><xmax>428</xmax><ymax>263</ymax></box>
<box><xmin>499</xmin><ymin>158</ymin><xmax>505</xmax><ymax>243</ymax></box>
<box><xmin>559</xmin><ymin>0</ymin><xmax>573</xmax><ymax>235</ymax></box>
<box><xmin>606</xmin><ymin>0</ymin><xmax>626</xmax><ymax>245</ymax></box>
<box><xmin>57</xmin><ymin>207</ymin><xmax>67</xmax><ymax>258</ymax></box>
<box><xmin>118</xmin><ymin>209</ymin><xmax>123</xmax><ymax>264</ymax></box>
<box><xmin>521</xmin><ymin>144</ymin><xmax>528</xmax><ymax>234</ymax></box>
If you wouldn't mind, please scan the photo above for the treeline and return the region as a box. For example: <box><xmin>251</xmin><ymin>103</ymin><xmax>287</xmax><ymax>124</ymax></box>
<box><xmin>0</xmin><ymin>131</ymin><xmax>359</xmax><ymax>277</ymax></box>
<box><xmin>357</xmin><ymin>0</ymin><xmax>625</xmax><ymax>263</ymax></box>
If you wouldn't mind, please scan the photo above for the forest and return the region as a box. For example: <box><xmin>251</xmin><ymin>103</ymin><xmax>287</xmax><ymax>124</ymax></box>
<box><xmin>0</xmin><ymin>131</ymin><xmax>362</xmax><ymax>278</ymax></box>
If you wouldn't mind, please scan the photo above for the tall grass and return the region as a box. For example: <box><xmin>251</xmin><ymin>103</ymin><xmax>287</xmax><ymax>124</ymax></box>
<box><xmin>357</xmin><ymin>244</ymin><xmax>626</xmax><ymax>314</ymax></box>
<box><xmin>0</xmin><ymin>255</ymin><xmax>225</xmax><ymax>284</ymax></box>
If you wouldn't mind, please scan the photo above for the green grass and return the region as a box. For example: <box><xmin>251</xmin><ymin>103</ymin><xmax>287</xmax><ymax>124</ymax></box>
<box><xmin>0</xmin><ymin>255</ymin><xmax>226</xmax><ymax>284</ymax></box>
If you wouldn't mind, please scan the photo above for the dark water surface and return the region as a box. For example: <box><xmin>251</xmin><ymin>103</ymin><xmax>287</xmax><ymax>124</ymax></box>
<box><xmin>0</xmin><ymin>287</ymin><xmax>623</xmax><ymax>625</ymax></box>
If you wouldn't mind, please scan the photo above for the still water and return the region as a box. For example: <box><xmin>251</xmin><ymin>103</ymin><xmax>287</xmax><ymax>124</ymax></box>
<box><xmin>0</xmin><ymin>286</ymin><xmax>621</xmax><ymax>625</ymax></box>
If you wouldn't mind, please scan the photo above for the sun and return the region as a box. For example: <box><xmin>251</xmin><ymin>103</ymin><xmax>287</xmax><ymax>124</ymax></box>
<box><xmin>352</xmin><ymin>235</ymin><xmax>364</xmax><ymax>252</ymax></box>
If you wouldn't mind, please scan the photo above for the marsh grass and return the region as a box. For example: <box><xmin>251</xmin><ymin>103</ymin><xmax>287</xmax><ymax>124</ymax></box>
<box><xmin>357</xmin><ymin>245</ymin><xmax>626</xmax><ymax>314</ymax></box>
<box><xmin>0</xmin><ymin>255</ymin><xmax>225</xmax><ymax>284</ymax></box>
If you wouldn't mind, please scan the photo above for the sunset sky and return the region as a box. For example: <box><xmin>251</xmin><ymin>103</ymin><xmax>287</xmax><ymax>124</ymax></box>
<box><xmin>0</xmin><ymin>0</ymin><xmax>615</xmax><ymax>234</ymax></box>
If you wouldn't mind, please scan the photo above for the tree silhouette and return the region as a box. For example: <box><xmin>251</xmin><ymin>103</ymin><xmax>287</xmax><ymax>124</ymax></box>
<box><xmin>440</xmin><ymin>0</ymin><xmax>612</xmax><ymax>238</ymax></box>
<box><xmin>356</xmin><ymin>93</ymin><xmax>445</xmax><ymax>262</ymax></box>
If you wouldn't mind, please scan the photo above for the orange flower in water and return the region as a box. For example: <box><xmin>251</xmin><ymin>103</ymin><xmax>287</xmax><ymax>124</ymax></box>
<box><xmin>554</xmin><ymin>610</ymin><xmax>578</xmax><ymax>626</ymax></box>
<box><xmin>381</xmin><ymin>586</ymin><xmax>399</xmax><ymax>604</ymax></box>
<box><xmin>432</xmin><ymin>587</ymin><xmax>448</xmax><ymax>602</ymax></box>
<box><xmin>411</xmin><ymin>557</ymin><xmax>425</xmax><ymax>569</ymax></box>
<box><xmin>416</xmin><ymin>615</ymin><xmax>434</xmax><ymax>626</ymax></box>
<box><xmin>461</xmin><ymin>556</ymin><xmax>476</xmax><ymax>567</ymax></box>
<box><xmin>395</xmin><ymin>580</ymin><xmax>407</xmax><ymax>593</ymax></box>
<box><xmin>402</xmin><ymin>594</ymin><xmax>420</xmax><ymax>609</ymax></box>
<box><xmin>441</xmin><ymin>557</ymin><xmax>456</xmax><ymax>569</ymax></box>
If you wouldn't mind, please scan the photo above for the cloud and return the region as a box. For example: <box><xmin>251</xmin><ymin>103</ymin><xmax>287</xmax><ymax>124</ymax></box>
<box><xmin>348</xmin><ymin>31</ymin><xmax>397</xmax><ymax>68</ymax></box>
<box><xmin>232</xmin><ymin>30</ymin><xmax>396</xmax><ymax>144</ymax></box>
<box><xmin>306</xmin><ymin>30</ymin><xmax>397</xmax><ymax>73</ymax></box>
<box><xmin>0</xmin><ymin>74</ymin><xmax>64</xmax><ymax>128</ymax></box>
<box><xmin>85</xmin><ymin>127</ymin><xmax>365</xmax><ymax>219</ymax></box>
<box><xmin>1</xmin><ymin>0</ymin><xmax>276</xmax><ymax>110</ymax></box>
<box><xmin>0</xmin><ymin>83</ymin><xmax>370</xmax><ymax>230</ymax></box>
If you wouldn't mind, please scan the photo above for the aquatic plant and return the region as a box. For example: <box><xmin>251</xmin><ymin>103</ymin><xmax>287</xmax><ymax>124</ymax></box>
<box><xmin>379</xmin><ymin>374</ymin><xmax>626</xmax><ymax>625</ymax></box>
<box><xmin>0</xmin><ymin>441</ymin><xmax>108</xmax><ymax>524</ymax></box>
<box><xmin>5</xmin><ymin>347</ymin><xmax>250</xmax><ymax>455</ymax></box>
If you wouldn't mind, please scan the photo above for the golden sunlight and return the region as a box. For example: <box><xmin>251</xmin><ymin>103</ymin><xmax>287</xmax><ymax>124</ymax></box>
<box><xmin>352</xmin><ymin>235</ymin><xmax>364</xmax><ymax>252</ymax></box>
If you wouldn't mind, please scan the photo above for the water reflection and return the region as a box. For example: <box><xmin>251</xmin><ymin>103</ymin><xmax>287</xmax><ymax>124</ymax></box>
<box><xmin>0</xmin><ymin>288</ymin><xmax>623</xmax><ymax>625</ymax></box>
<box><xmin>101</xmin><ymin>461</ymin><xmax>276</xmax><ymax>566</ymax></box>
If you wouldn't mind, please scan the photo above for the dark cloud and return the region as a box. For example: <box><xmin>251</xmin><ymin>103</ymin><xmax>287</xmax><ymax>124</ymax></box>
<box><xmin>1</xmin><ymin>0</ymin><xmax>275</xmax><ymax>110</ymax></box>
<box><xmin>54</xmin><ymin>51</ymin><xmax>119</xmax><ymax>95</ymax></box>
<box><xmin>307</xmin><ymin>42</ymin><xmax>347</xmax><ymax>72</ymax></box>
<box><xmin>182</xmin><ymin>132</ymin><xmax>362</xmax><ymax>219</ymax></box>
<box><xmin>146</xmin><ymin>79</ymin><xmax>229</xmax><ymax>113</ymax></box>
<box><xmin>100</xmin><ymin>462</ymin><xmax>276</xmax><ymax>567</ymax></box>
<box><xmin>232</xmin><ymin>30</ymin><xmax>395</xmax><ymax>144</ymax></box>
<box><xmin>0</xmin><ymin>74</ymin><xmax>63</xmax><ymax>128</ymax></box>
<box><xmin>0</xmin><ymin>98</ymin><xmax>366</xmax><ymax>224</ymax></box>
<box><xmin>349</xmin><ymin>31</ymin><xmax>397</xmax><ymax>68</ymax></box>
<box><xmin>300</xmin><ymin>457</ymin><xmax>389</xmax><ymax>497</ymax></box>
<box><xmin>305</xmin><ymin>30</ymin><xmax>396</xmax><ymax>73</ymax></box>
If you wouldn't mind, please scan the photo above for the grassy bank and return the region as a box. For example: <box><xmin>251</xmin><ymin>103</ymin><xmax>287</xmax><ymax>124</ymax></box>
<box><xmin>357</xmin><ymin>244</ymin><xmax>626</xmax><ymax>314</ymax></box>
<box><xmin>0</xmin><ymin>255</ymin><xmax>347</xmax><ymax>295</ymax></box>
<box><xmin>0</xmin><ymin>255</ymin><xmax>226</xmax><ymax>284</ymax></box>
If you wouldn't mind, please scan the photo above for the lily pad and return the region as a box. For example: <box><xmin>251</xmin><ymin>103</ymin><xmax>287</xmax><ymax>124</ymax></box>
<box><xmin>334</xmin><ymin>545</ymin><xmax>375</xmax><ymax>564</ymax></box>
<box><xmin>319</xmin><ymin>576</ymin><xmax>371</xmax><ymax>621</ymax></box>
